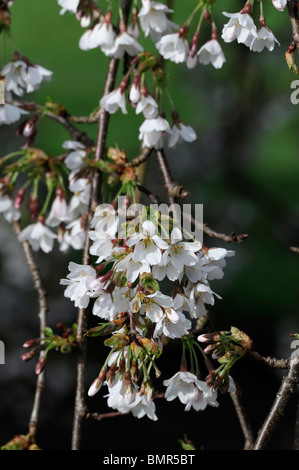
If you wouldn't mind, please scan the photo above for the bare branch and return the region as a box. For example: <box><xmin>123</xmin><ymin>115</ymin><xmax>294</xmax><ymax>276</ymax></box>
<box><xmin>230</xmin><ymin>385</ymin><xmax>255</xmax><ymax>450</ymax></box>
<box><xmin>12</xmin><ymin>220</ymin><xmax>48</xmax><ymax>442</ymax></box>
<box><xmin>71</xmin><ymin>0</ymin><xmax>133</xmax><ymax>451</ymax></box>
<box><xmin>253</xmin><ymin>352</ymin><xmax>299</xmax><ymax>450</ymax></box>
<box><xmin>156</xmin><ymin>148</ymin><xmax>190</xmax><ymax>202</ymax></box>
<box><xmin>287</xmin><ymin>0</ymin><xmax>299</xmax><ymax>49</ymax></box>
<box><xmin>249</xmin><ymin>350</ymin><xmax>290</xmax><ymax>370</ymax></box>
<box><xmin>44</xmin><ymin>112</ymin><xmax>95</xmax><ymax>147</ymax></box>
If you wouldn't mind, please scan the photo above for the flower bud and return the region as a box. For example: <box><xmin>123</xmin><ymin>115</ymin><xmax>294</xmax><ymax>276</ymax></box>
<box><xmin>22</xmin><ymin>338</ymin><xmax>39</xmax><ymax>348</ymax></box>
<box><xmin>14</xmin><ymin>187</ymin><xmax>26</xmax><ymax>209</ymax></box>
<box><xmin>29</xmin><ymin>196</ymin><xmax>40</xmax><ymax>219</ymax></box>
<box><xmin>35</xmin><ymin>356</ymin><xmax>46</xmax><ymax>375</ymax></box>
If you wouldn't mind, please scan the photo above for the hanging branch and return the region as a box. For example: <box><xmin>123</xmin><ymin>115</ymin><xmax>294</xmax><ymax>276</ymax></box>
<box><xmin>71</xmin><ymin>0</ymin><xmax>133</xmax><ymax>451</ymax></box>
<box><xmin>253</xmin><ymin>351</ymin><xmax>299</xmax><ymax>450</ymax></box>
<box><xmin>287</xmin><ymin>0</ymin><xmax>299</xmax><ymax>48</ymax></box>
<box><xmin>155</xmin><ymin>148</ymin><xmax>190</xmax><ymax>202</ymax></box>
<box><xmin>230</xmin><ymin>385</ymin><xmax>255</xmax><ymax>450</ymax></box>
<box><xmin>12</xmin><ymin>220</ymin><xmax>48</xmax><ymax>443</ymax></box>
<box><xmin>12</xmin><ymin>100</ymin><xmax>95</xmax><ymax>147</ymax></box>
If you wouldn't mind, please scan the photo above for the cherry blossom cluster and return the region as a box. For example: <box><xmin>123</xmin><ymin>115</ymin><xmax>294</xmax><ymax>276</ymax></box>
<box><xmin>59</xmin><ymin>206</ymin><xmax>235</xmax><ymax>419</ymax></box>
<box><xmin>0</xmin><ymin>139</ymin><xmax>95</xmax><ymax>253</ymax></box>
<box><xmin>0</xmin><ymin>51</ymin><xmax>52</xmax><ymax>126</ymax></box>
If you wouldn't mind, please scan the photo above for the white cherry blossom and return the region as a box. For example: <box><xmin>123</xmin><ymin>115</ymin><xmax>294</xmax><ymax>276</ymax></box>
<box><xmin>128</xmin><ymin>393</ymin><xmax>158</xmax><ymax>421</ymax></box>
<box><xmin>221</xmin><ymin>11</ymin><xmax>257</xmax><ymax>46</ymax></box>
<box><xmin>109</xmin><ymin>31</ymin><xmax>144</xmax><ymax>58</ymax></box>
<box><xmin>152</xmin><ymin>227</ymin><xmax>201</xmax><ymax>281</ymax></box>
<box><xmin>126</xmin><ymin>220</ymin><xmax>168</xmax><ymax>265</ymax></box>
<box><xmin>155</xmin><ymin>31</ymin><xmax>189</xmax><ymax>63</ymax></box>
<box><xmin>249</xmin><ymin>25</ymin><xmax>280</xmax><ymax>52</ymax></box>
<box><xmin>18</xmin><ymin>221</ymin><xmax>57</xmax><ymax>253</ymax></box>
<box><xmin>154</xmin><ymin>295</ymin><xmax>192</xmax><ymax>339</ymax></box>
<box><xmin>59</xmin><ymin>262</ymin><xmax>96</xmax><ymax>308</ymax></box>
<box><xmin>0</xmin><ymin>194</ymin><xmax>21</xmax><ymax>222</ymax></box>
<box><xmin>67</xmin><ymin>178</ymin><xmax>91</xmax><ymax>220</ymax></box>
<box><xmin>168</xmin><ymin>121</ymin><xmax>197</xmax><ymax>148</ymax></box>
<box><xmin>57</xmin><ymin>0</ymin><xmax>79</xmax><ymax>15</ymax></box>
<box><xmin>46</xmin><ymin>190</ymin><xmax>68</xmax><ymax>227</ymax></box>
<box><xmin>0</xmin><ymin>92</ymin><xmax>28</xmax><ymax>125</ymax></box>
<box><xmin>131</xmin><ymin>290</ymin><xmax>173</xmax><ymax>322</ymax></box>
<box><xmin>63</xmin><ymin>140</ymin><xmax>86</xmax><ymax>174</ymax></box>
<box><xmin>89</xmin><ymin>230</ymin><xmax>115</xmax><ymax>263</ymax></box>
<box><xmin>92</xmin><ymin>291</ymin><xmax>116</xmax><ymax>320</ymax></box>
<box><xmin>135</xmin><ymin>93</ymin><xmax>159</xmax><ymax>119</ymax></box>
<box><xmin>138</xmin><ymin>115</ymin><xmax>171</xmax><ymax>149</ymax></box>
<box><xmin>58</xmin><ymin>218</ymin><xmax>86</xmax><ymax>252</ymax></box>
<box><xmin>138</xmin><ymin>0</ymin><xmax>177</xmax><ymax>41</ymax></box>
<box><xmin>272</xmin><ymin>0</ymin><xmax>286</xmax><ymax>11</ymax></box>
<box><xmin>100</xmin><ymin>87</ymin><xmax>128</xmax><ymax>115</ymax></box>
<box><xmin>79</xmin><ymin>17</ymin><xmax>116</xmax><ymax>53</ymax></box>
<box><xmin>197</xmin><ymin>39</ymin><xmax>226</xmax><ymax>69</ymax></box>
<box><xmin>185</xmin><ymin>281</ymin><xmax>221</xmax><ymax>319</ymax></box>
<box><xmin>115</xmin><ymin>252</ymin><xmax>151</xmax><ymax>283</ymax></box>
<box><xmin>1</xmin><ymin>60</ymin><xmax>52</xmax><ymax>96</ymax></box>
<box><xmin>163</xmin><ymin>371</ymin><xmax>219</xmax><ymax>411</ymax></box>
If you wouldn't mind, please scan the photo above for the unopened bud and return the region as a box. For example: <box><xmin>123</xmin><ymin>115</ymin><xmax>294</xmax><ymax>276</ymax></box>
<box><xmin>22</xmin><ymin>338</ymin><xmax>39</xmax><ymax>349</ymax></box>
<box><xmin>20</xmin><ymin>349</ymin><xmax>36</xmax><ymax>362</ymax></box>
<box><xmin>14</xmin><ymin>187</ymin><xmax>26</xmax><ymax>209</ymax></box>
<box><xmin>29</xmin><ymin>196</ymin><xmax>40</xmax><ymax>219</ymax></box>
<box><xmin>23</xmin><ymin>114</ymin><xmax>38</xmax><ymax>137</ymax></box>
<box><xmin>35</xmin><ymin>356</ymin><xmax>46</xmax><ymax>375</ymax></box>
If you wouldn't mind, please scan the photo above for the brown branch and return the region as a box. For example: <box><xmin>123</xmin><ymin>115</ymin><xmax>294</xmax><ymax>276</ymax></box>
<box><xmin>90</xmin><ymin>57</ymin><xmax>119</xmax><ymax>212</ymax></box>
<box><xmin>12</xmin><ymin>220</ymin><xmax>48</xmax><ymax>442</ymax></box>
<box><xmin>253</xmin><ymin>351</ymin><xmax>299</xmax><ymax>450</ymax></box>
<box><xmin>44</xmin><ymin>112</ymin><xmax>95</xmax><ymax>147</ymax></box>
<box><xmin>71</xmin><ymin>0</ymin><xmax>133</xmax><ymax>451</ymax></box>
<box><xmin>137</xmin><ymin>184</ymin><xmax>161</xmax><ymax>204</ymax></box>
<box><xmin>249</xmin><ymin>350</ymin><xmax>290</xmax><ymax>370</ymax></box>
<box><xmin>156</xmin><ymin>148</ymin><xmax>190</xmax><ymax>202</ymax></box>
<box><xmin>124</xmin><ymin>147</ymin><xmax>152</xmax><ymax>168</ymax></box>
<box><xmin>287</xmin><ymin>0</ymin><xmax>299</xmax><ymax>49</ymax></box>
<box><xmin>68</xmin><ymin>114</ymin><xmax>99</xmax><ymax>124</ymax></box>
<box><xmin>230</xmin><ymin>385</ymin><xmax>255</xmax><ymax>450</ymax></box>
<box><xmin>12</xmin><ymin>100</ymin><xmax>95</xmax><ymax>147</ymax></box>
<box><xmin>182</xmin><ymin>211</ymin><xmax>248</xmax><ymax>244</ymax></box>
<box><xmin>201</xmin><ymin>224</ymin><xmax>248</xmax><ymax>243</ymax></box>
<box><xmin>86</xmin><ymin>411</ymin><xmax>128</xmax><ymax>421</ymax></box>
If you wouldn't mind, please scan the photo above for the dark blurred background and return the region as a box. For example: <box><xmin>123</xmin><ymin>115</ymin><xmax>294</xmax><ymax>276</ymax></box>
<box><xmin>0</xmin><ymin>0</ymin><xmax>299</xmax><ymax>451</ymax></box>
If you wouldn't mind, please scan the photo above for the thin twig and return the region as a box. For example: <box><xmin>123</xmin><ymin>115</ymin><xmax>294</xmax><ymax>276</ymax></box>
<box><xmin>90</xmin><ymin>57</ymin><xmax>119</xmax><ymax>211</ymax></box>
<box><xmin>137</xmin><ymin>184</ymin><xmax>161</xmax><ymax>204</ymax></box>
<box><xmin>12</xmin><ymin>100</ymin><xmax>95</xmax><ymax>147</ymax></box>
<box><xmin>156</xmin><ymin>148</ymin><xmax>190</xmax><ymax>201</ymax></box>
<box><xmin>182</xmin><ymin>211</ymin><xmax>248</xmax><ymax>244</ymax></box>
<box><xmin>249</xmin><ymin>350</ymin><xmax>290</xmax><ymax>370</ymax></box>
<box><xmin>230</xmin><ymin>385</ymin><xmax>255</xmax><ymax>450</ymax></box>
<box><xmin>44</xmin><ymin>112</ymin><xmax>95</xmax><ymax>147</ymax></box>
<box><xmin>124</xmin><ymin>147</ymin><xmax>152</xmax><ymax>168</ymax></box>
<box><xmin>12</xmin><ymin>220</ymin><xmax>48</xmax><ymax>442</ymax></box>
<box><xmin>287</xmin><ymin>0</ymin><xmax>299</xmax><ymax>49</ymax></box>
<box><xmin>253</xmin><ymin>351</ymin><xmax>299</xmax><ymax>450</ymax></box>
<box><xmin>86</xmin><ymin>411</ymin><xmax>128</xmax><ymax>421</ymax></box>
